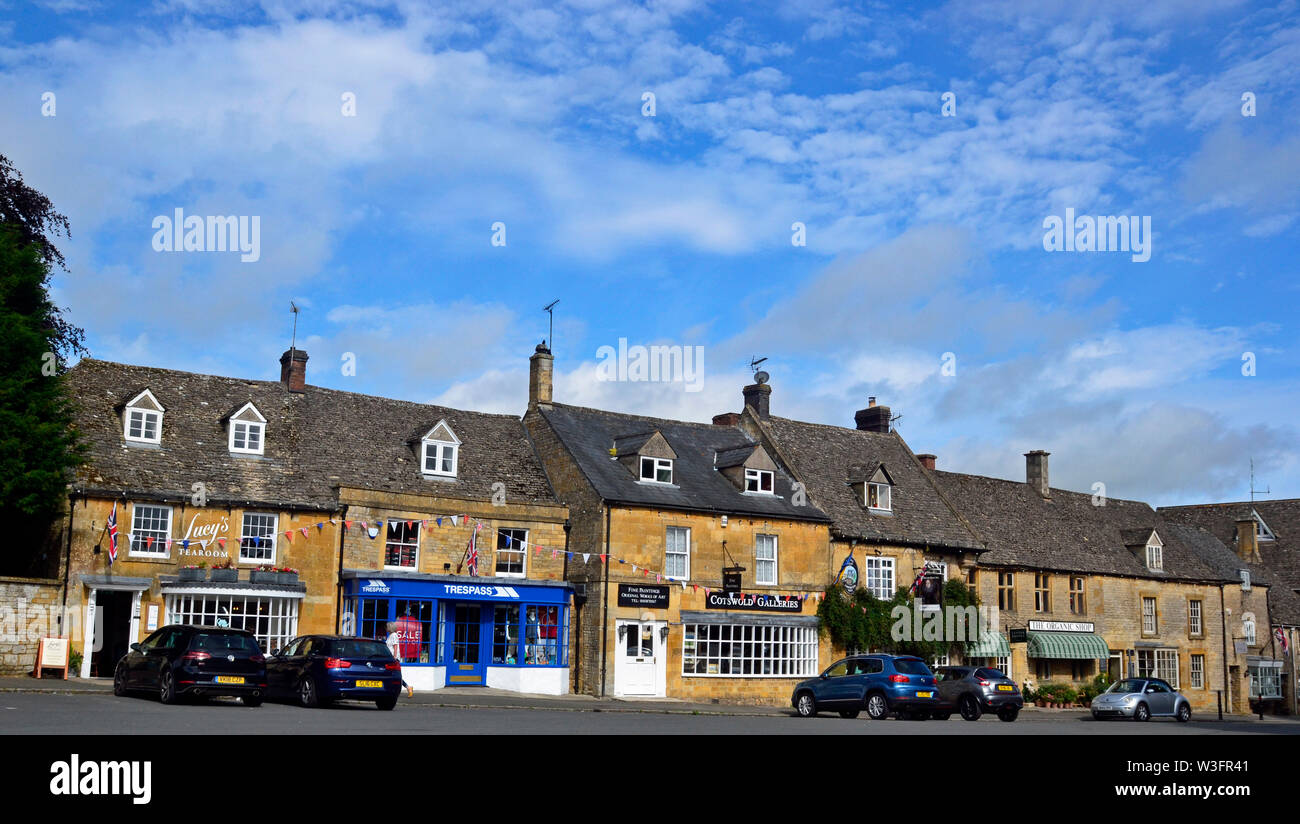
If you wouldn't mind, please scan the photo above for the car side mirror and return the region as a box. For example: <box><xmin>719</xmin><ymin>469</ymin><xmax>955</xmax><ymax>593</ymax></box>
<box><xmin>270</xmin><ymin>648</ymin><xmax>281</xmax><ymax>657</ymax></box>
<box><xmin>820</xmin><ymin>672</ymin><xmax>829</xmax><ymax>679</ymax></box>
<box><xmin>130</xmin><ymin>643</ymin><xmax>143</xmax><ymax>654</ymax></box>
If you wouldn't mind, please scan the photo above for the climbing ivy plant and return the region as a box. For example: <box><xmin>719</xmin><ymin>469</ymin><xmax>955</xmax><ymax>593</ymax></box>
<box><xmin>816</xmin><ymin>577</ymin><xmax>980</xmax><ymax>663</ymax></box>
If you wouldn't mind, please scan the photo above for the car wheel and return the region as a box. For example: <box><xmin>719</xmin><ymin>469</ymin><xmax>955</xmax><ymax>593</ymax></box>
<box><xmin>1176</xmin><ymin>703</ymin><xmax>1191</xmax><ymax>723</ymax></box>
<box><xmin>998</xmin><ymin>705</ymin><xmax>1019</xmax><ymax>722</ymax></box>
<box><xmin>159</xmin><ymin>668</ymin><xmax>178</xmax><ymax>705</ymax></box>
<box><xmin>838</xmin><ymin>710</ymin><xmax>860</xmax><ymax>719</ymax></box>
<box><xmin>244</xmin><ymin>695</ymin><xmax>263</xmax><ymax>707</ymax></box>
<box><xmin>865</xmin><ymin>693</ymin><xmax>889</xmax><ymax>720</ymax></box>
<box><xmin>795</xmin><ymin>692</ymin><xmax>817</xmax><ymax>718</ymax></box>
<box><xmin>113</xmin><ymin>664</ymin><xmax>128</xmax><ymax>697</ymax></box>
<box><xmin>931</xmin><ymin>711</ymin><xmax>952</xmax><ymax>721</ymax></box>
<box><xmin>1133</xmin><ymin>702</ymin><xmax>1150</xmax><ymax>722</ymax></box>
<box><xmin>299</xmin><ymin>676</ymin><xmax>320</xmax><ymax>708</ymax></box>
<box><xmin>960</xmin><ymin>694</ymin><xmax>983</xmax><ymax>721</ymax></box>
<box><xmin>376</xmin><ymin>696</ymin><xmax>398</xmax><ymax>711</ymax></box>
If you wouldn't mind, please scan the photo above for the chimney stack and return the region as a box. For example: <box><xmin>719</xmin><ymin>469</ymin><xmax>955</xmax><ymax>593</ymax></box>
<box><xmin>712</xmin><ymin>412</ymin><xmax>741</xmax><ymax>426</ymax></box>
<box><xmin>916</xmin><ymin>454</ymin><xmax>937</xmax><ymax>470</ymax></box>
<box><xmin>1235</xmin><ymin>518</ymin><xmax>1262</xmax><ymax>563</ymax></box>
<box><xmin>854</xmin><ymin>400</ymin><xmax>891</xmax><ymax>433</ymax></box>
<box><xmin>1025</xmin><ymin>450</ymin><xmax>1050</xmax><ymax>498</ymax></box>
<box><xmin>279</xmin><ymin>349</ymin><xmax>308</xmax><ymax>393</ymax></box>
<box><xmin>743</xmin><ymin>382</ymin><xmax>771</xmax><ymax>420</ymax></box>
<box><xmin>529</xmin><ymin>342</ymin><xmax>553</xmax><ymax>411</ymax></box>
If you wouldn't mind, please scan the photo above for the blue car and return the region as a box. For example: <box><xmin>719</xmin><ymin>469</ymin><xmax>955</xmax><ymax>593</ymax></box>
<box><xmin>266</xmin><ymin>635</ymin><xmax>403</xmax><ymax>710</ymax></box>
<box><xmin>792</xmin><ymin>654</ymin><xmax>939</xmax><ymax>720</ymax></box>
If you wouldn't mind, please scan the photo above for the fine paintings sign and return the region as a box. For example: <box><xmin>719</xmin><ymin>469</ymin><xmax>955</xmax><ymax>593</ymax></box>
<box><xmin>618</xmin><ymin>584</ymin><xmax>670</xmax><ymax>609</ymax></box>
<box><xmin>705</xmin><ymin>591</ymin><xmax>803</xmax><ymax>614</ymax></box>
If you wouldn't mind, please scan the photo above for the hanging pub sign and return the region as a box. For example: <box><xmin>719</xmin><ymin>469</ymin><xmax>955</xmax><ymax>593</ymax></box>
<box><xmin>618</xmin><ymin>583</ymin><xmax>670</xmax><ymax>609</ymax></box>
<box><xmin>1009</xmin><ymin>628</ymin><xmax>1028</xmax><ymax>643</ymax></box>
<box><xmin>837</xmin><ymin>553</ymin><xmax>859</xmax><ymax>593</ymax></box>
<box><xmin>706</xmin><ymin>591</ymin><xmax>803</xmax><ymax>613</ymax></box>
<box><xmin>917</xmin><ymin>561</ymin><xmax>945</xmax><ymax>611</ymax></box>
<box><xmin>722</xmin><ymin>567</ymin><xmax>743</xmax><ymax>594</ymax></box>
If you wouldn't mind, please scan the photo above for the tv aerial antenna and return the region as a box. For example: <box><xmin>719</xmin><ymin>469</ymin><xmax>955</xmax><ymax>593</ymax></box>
<box><xmin>1250</xmin><ymin>457</ymin><xmax>1269</xmax><ymax>503</ymax></box>
<box><xmin>749</xmin><ymin>356</ymin><xmax>769</xmax><ymax>384</ymax></box>
<box><xmin>543</xmin><ymin>299</ymin><xmax>559</xmax><ymax>352</ymax></box>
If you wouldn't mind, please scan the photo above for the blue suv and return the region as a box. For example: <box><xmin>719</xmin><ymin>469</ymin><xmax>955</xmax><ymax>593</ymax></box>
<box><xmin>791</xmin><ymin>654</ymin><xmax>939</xmax><ymax>720</ymax></box>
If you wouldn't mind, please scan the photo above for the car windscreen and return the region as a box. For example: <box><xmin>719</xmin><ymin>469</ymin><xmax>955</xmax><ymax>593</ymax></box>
<box><xmin>323</xmin><ymin>639</ymin><xmax>393</xmax><ymax>659</ymax></box>
<box><xmin>1109</xmin><ymin>679</ymin><xmax>1145</xmax><ymax>694</ymax></box>
<box><xmin>893</xmin><ymin>659</ymin><xmax>931</xmax><ymax>675</ymax></box>
<box><xmin>975</xmin><ymin>668</ymin><xmax>1009</xmax><ymax>680</ymax></box>
<box><xmin>191</xmin><ymin>633</ymin><xmax>260</xmax><ymax>654</ymax></box>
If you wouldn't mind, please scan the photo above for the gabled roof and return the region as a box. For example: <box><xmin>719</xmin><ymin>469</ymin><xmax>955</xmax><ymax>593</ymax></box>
<box><xmin>754</xmin><ymin>416</ymin><xmax>983</xmax><ymax>551</ymax></box>
<box><xmin>1161</xmin><ymin>499</ymin><xmax>1300</xmax><ymax>626</ymax></box>
<box><xmin>65</xmin><ymin>359</ymin><xmax>559</xmax><ymax>510</ymax></box>
<box><xmin>933</xmin><ymin>470</ymin><xmax>1240</xmax><ymax>582</ymax></box>
<box><xmin>536</xmin><ymin>403</ymin><xmax>829</xmax><ymax>522</ymax></box>
<box><xmin>219</xmin><ymin>400</ymin><xmax>266</xmax><ymax>424</ymax></box>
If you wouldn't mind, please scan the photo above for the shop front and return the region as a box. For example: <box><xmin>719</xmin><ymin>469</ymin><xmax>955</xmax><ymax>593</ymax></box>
<box><xmin>340</xmin><ymin>571</ymin><xmax>572</xmax><ymax>694</ymax></box>
<box><xmin>1024</xmin><ymin>620</ymin><xmax>1109</xmax><ymax>684</ymax></box>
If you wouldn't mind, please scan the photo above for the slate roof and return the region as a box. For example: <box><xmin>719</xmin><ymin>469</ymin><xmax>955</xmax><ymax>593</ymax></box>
<box><xmin>932</xmin><ymin>470</ymin><xmax>1241</xmax><ymax>583</ymax></box>
<box><xmin>537</xmin><ymin>404</ymin><xmax>830</xmax><ymax>522</ymax></box>
<box><xmin>756</xmin><ymin>417</ymin><xmax>983</xmax><ymax>551</ymax></box>
<box><xmin>1160</xmin><ymin>499</ymin><xmax>1300</xmax><ymax>626</ymax></box>
<box><xmin>64</xmin><ymin>359</ymin><xmax>559</xmax><ymax>511</ymax></box>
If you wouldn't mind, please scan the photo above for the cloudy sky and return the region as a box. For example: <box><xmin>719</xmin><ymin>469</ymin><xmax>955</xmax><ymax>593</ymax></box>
<box><xmin>2</xmin><ymin>0</ymin><xmax>1296</xmax><ymax>506</ymax></box>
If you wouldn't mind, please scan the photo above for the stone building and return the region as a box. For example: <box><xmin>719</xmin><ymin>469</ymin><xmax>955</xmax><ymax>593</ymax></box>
<box><xmin>57</xmin><ymin>351</ymin><xmax>573</xmax><ymax>693</ymax></box>
<box><xmin>523</xmin><ymin>347</ymin><xmax>836</xmax><ymax>703</ymax></box>
<box><xmin>1160</xmin><ymin>499</ymin><xmax>1300</xmax><ymax>714</ymax></box>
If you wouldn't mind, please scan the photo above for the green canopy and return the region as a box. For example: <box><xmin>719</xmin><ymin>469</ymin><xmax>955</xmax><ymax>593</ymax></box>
<box><xmin>1026</xmin><ymin>630</ymin><xmax>1110</xmax><ymax>659</ymax></box>
<box><xmin>965</xmin><ymin>632</ymin><xmax>1010</xmax><ymax>658</ymax></box>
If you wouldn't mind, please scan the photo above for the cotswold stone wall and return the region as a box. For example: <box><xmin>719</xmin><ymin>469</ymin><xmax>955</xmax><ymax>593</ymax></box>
<box><xmin>0</xmin><ymin>576</ymin><xmax>65</xmax><ymax>675</ymax></box>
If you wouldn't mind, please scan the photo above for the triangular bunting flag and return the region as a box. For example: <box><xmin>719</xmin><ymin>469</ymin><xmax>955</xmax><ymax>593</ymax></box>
<box><xmin>300</xmin><ymin>527</ymin><xmax>309</xmax><ymax>538</ymax></box>
<box><xmin>582</xmin><ymin>553</ymin><xmax>590</xmax><ymax>563</ymax></box>
<box><xmin>145</xmin><ymin>536</ymin><xmax>154</xmax><ymax>550</ymax></box>
<box><xmin>345</xmin><ymin>520</ymin><xmax>352</xmax><ymax>530</ymax></box>
<box><xmin>284</xmin><ymin>531</ymin><xmax>292</xmax><ymax>541</ymax></box>
<box><xmin>217</xmin><ymin>538</ymin><xmax>226</xmax><ymax>548</ymax></box>
<box><xmin>182</xmin><ymin>539</ymin><xmax>189</xmax><ymax>549</ymax></box>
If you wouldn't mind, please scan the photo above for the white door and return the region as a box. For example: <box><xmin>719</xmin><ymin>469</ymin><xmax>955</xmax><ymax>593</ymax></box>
<box><xmin>615</xmin><ymin>620</ymin><xmax>665</xmax><ymax>696</ymax></box>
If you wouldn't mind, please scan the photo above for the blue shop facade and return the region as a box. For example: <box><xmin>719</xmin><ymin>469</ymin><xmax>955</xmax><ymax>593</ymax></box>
<box><xmin>340</xmin><ymin>571</ymin><xmax>573</xmax><ymax>694</ymax></box>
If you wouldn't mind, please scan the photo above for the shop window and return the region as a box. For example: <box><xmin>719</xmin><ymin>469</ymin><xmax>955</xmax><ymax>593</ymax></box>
<box><xmin>360</xmin><ymin>599</ymin><xmax>391</xmax><ymax>644</ymax></box>
<box><xmin>996</xmin><ymin>655</ymin><xmax>1012</xmax><ymax>680</ymax></box>
<box><xmin>864</xmin><ymin>557</ymin><xmax>894</xmax><ymax>600</ymax></box>
<box><xmin>130</xmin><ymin>503</ymin><xmax>172</xmax><ymax>557</ymax></box>
<box><xmin>493</xmin><ymin>605</ymin><xmax>520</xmax><ymax>664</ymax></box>
<box><xmin>1070</xmin><ymin>660</ymin><xmax>1093</xmax><ymax>680</ymax></box>
<box><xmin>496</xmin><ymin>528</ymin><xmax>527</xmax><ymax>577</ymax></box>
<box><xmin>385</xmin><ymin>521</ymin><xmax>419</xmax><ymax>569</ymax></box>
<box><xmin>1249</xmin><ymin>664</ymin><xmax>1282</xmax><ymax>699</ymax></box>
<box><xmin>239</xmin><ymin>512</ymin><xmax>278</xmax><ymax>563</ymax></box>
<box><xmin>682</xmin><ymin>623</ymin><xmax>817</xmax><ymax>677</ymax></box>
<box><xmin>165</xmin><ymin>591</ymin><xmax>298</xmax><ymax>653</ymax></box>
<box><xmin>394</xmin><ymin>599</ymin><xmax>435</xmax><ymax>664</ymax></box>
<box><xmin>665</xmin><ymin>526</ymin><xmax>690</xmax><ymax>580</ymax></box>
<box><xmin>1035</xmin><ymin>659</ymin><xmax>1052</xmax><ymax>681</ymax></box>
<box><xmin>524</xmin><ymin>605</ymin><xmax>564</xmax><ymax>666</ymax></box>
<box><xmin>1137</xmin><ymin>648</ymin><xmax>1179</xmax><ymax>688</ymax></box>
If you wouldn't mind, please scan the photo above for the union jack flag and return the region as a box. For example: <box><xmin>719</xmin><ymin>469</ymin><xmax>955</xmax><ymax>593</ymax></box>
<box><xmin>466</xmin><ymin>523</ymin><xmax>479</xmax><ymax>577</ymax></box>
<box><xmin>106</xmin><ymin>501</ymin><xmax>120</xmax><ymax>565</ymax></box>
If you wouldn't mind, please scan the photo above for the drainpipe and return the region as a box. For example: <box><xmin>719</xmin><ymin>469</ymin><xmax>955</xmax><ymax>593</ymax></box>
<box><xmin>1220</xmin><ymin>585</ymin><xmax>1230</xmax><ymax>711</ymax></box>
<box><xmin>600</xmin><ymin>505</ymin><xmax>611</xmax><ymax>698</ymax></box>
<box><xmin>563</xmin><ymin>519</ymin><xmax>574</xmax><ymax>688</ymax></box>
<box><xmin>59</xmin><ymin>494</ymin><xmax>78</xmax><ymax>639</ymax></box>
<box><xmin>334</xmin><ymin>505</ymin><xmax>349</xmax><ymax>633</ymax></box>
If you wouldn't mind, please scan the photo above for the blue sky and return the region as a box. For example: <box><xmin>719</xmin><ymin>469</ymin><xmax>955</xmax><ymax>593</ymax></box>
<box><xmin>1</xmin><ymin>0</ymin><xmax>1297</xmax><ymax>506</ymax></box>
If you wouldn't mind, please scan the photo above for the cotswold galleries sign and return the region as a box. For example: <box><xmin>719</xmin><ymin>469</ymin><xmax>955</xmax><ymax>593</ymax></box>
<box><xmin>705</xmin><ymin>591</ymin><xmax>803</xmax><ymax>613</ymax></box>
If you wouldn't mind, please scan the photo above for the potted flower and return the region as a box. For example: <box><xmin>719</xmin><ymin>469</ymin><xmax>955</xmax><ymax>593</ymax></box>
<box><xmin>211</xmin><ymin>559</ymin><xmax>238</xmax><ymax>583</ymax></box>
<box><xmin>178</xmin><ymin>562</ymin><xmax>206</xmax><ymax>582</ymax></box>
<box><xmin>275</xmin><ymin>566</ymin><xmax>299</xmax><ymax>586</ymax></box>
<box><xmin>250</xmin><ymin>565</ymin><xmax>279</xmax><ymax>585</ymax></box>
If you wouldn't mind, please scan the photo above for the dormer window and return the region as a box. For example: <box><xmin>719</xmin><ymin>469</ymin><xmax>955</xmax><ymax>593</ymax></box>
<box><xmin>1145</xmin><ymin>544</ymin><xmax>1162</xmax><ymax>571</ymax></box>
<box><xmin>640</xmin><ymin>456</ymin><xmax>673</xmax><ymax>484</ymax></box>
<box><xmin>853</xmin><ymin>465</ymin><xmax>895</xmax><ymax>513</ymax></box>
<box><xmin>420</xmin><ymin>420</ymin><xmax>460</xmax><ymax>478</ymax></box>
<box><xmin>745</xmin><ymin>468</ymin><xmax>774</xmax><ymax>493</ymax></box>
<box><xmin>123</xmin><ymin>389</ymin><xmax>164</xmax><ymax>444</ymax></box>
<box><xmin>1253</xmin><ymin>511</ymin><xmax>1276</xmax><ymax>541</ymax></box>
<box><xmin>867</xmin><ymin>482</ymin><xmax>891</xmax><ymax>511</ymax></box>
<box><xmin>227</xmin><ymin>402</ymin><xmax>266</xmax><ymax>455</ymax></box>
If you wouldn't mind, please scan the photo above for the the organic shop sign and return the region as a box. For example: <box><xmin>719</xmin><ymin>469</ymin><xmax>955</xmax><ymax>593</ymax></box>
<box><xmin>705</xmin><ymin>591</ymin><xmax>802</xmax><ymax>613</ymax></box>
<box><xmin>1027</xmin><ymin>620</ymin><xmax>1095</xmax><ymax>633</ymax></box>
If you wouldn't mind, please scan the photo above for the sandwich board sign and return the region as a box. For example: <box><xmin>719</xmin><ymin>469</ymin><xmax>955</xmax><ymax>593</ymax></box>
<box><xmin>36</xmin><ymin>636</ymin><xmax>70</xmax><ymax>680</ymax></box>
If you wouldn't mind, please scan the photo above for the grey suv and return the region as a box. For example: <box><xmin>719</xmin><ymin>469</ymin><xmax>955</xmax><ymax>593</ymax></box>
<box><xmin>932</xmin><ymin>666</ymin><xmax>1023</xmax><ymax>721</ymax></box>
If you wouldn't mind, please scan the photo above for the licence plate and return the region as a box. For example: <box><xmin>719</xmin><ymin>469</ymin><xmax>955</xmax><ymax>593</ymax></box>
<box><xmin>215</xmin><ymin>676</ymin><xmax>244</xmax><ymax>685</ymax></box>
<box><xmin>356</xmin><ymin>680</ymin><xmax>383</xmax><ymax>689</ymax></box>
<box><xmin>917</xmin><ymin>691</ymin><xmax>933</xmax><ymax>698</ymax></box>
<box><xmin>998</xmin><ymin>684</ymin><xmax>1015</xmax><ymax>691</ymax></box>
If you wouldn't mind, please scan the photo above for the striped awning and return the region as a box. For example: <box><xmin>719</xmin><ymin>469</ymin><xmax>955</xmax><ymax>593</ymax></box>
<box><xmin>1026</xmin><ymin>630</ymin><xmax>1110</xmax><ymax>659</ymax></box>
<box><xmin>965</xmin><ymin>632</ymin><xmax>1010</xmax><ymax>658</ymax></box>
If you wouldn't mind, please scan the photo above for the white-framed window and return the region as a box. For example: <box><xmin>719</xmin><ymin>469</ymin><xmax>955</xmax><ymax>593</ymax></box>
<box><xmin>1190</xmin><ymin>654</ymin><xmax>1205</xmax><ymax>689</ymax></box>
<box><xmin>239</xmin><ymin>512</ymin><xmax>278</xmax><ymax>563</ymax></box>
<box><xmin>1244</xmin><ymin>617</ymin><xmax>1257</xmax><ymax>646</ymax></box>
<box><xmin>123</xmin><ymin>389</ymin><xmax>164</xmax><ymax>444</ymax></box>
<box><xmin>866</xmin><ymin>482</ymin><xmax>891</xmax><ymax>512</ymax></box>
<box><xmin>385</xmin><ymin>521</ymin><xmax>420</xmax><ymax>569</ymax></box>
<box><xmin>682</xmin><ymin>623</ymin><xmax>817</xmax><ymax>676</ymax></box>
<box><xmin>165</xmin><ymin>591</ymin><xmax>299</xmax><ymax>653</ymax></box>
<box><xmin>227</xmin><ymin>403</ymin><xmax>267</xmax><ymax>455</ymax></box>
<box><xmin>496</xmin><ymin>528</ymin><xmax>527</xmax><ymax>577</ymax></box>
<box><xmin>665</xmin><ymin>526</ymin><xmax>690</xmax><ymax>580</ymax></box>
<box><xmin>1137</xmin><ymin>648</ymin><xmax>1179</xmax><ymax>688</ymax></box>
<box><xmin>744</xmin><ymin>468</ymin><xmax>774</xmax><ymax>493</ymax></box>
<box><xmin>1188</xmin><ymin>600</ymin><xmax>1202</xmax><ymax>636</ymax></box>
<box><xmin>755</xmin><ymin>534</ymin><xmax>778</xmax><ymax>586</ymax></box>
<box><xmin>1253</xmin><ymin>511</ymin><xmax>1275</xmax><ymax>541</ymax></box>
<box><xmin>864</xmin><ymin>557</ymin><xmax>895</xmax><ymax>600</ymax></box>
<box><xmin>996</xmin><ymin>655</ymin><xmax>1012</xmax><ymax>680</ymax></box>
<box><xmin>1142</xmin><ymin>597</ymin><xmax>1158</xmax><ymax>635</ymax></box>
<box><xmin>1249</xmin><ymin>663</ymin><xmax>1283</xmax><ymax>699</ymax></box>
<box><xmin>640</xmin><ymin>456</ymin><xmax>673</xmax><ymax>484</ymax></box>
<box><xmin>420</xmin><ymin>420</ymin><xmax>460</xmax><ymax>478</ymax></box>
<box><xmin>1145</xmin><ymin>543</ymin><xmax>1162</xmax><ymax>571</ymax></box>
<box><xmin>129</xmin><ymin>503</ymin><xmax>172</xmax><ymax>557</ymax></box>
<box><xmin>1240</xmin><ymin>569</ymin><xmax>1251</xmax><ymax>591</ymax></box>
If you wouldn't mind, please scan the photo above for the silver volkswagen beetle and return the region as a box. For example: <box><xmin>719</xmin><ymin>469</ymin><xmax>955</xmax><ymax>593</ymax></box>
<box><xmin>1090</xmin><ymin>677</ymin><xmax>1192</xmax><ymax>722</ymax></box>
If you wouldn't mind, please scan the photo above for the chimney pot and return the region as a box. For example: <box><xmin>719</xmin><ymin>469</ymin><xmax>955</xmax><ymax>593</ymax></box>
<box><xmin>279</xmin><ymin>349</ymin><xmax>308</xmax><ymax>393</ymax></box>
<box><xmin>743</xmin><ymin>383</ymin><xmax>771</xmax><ymax>419</ymax></box>
<box><xmin>868</xmin><ymin>396</ymin><xmax>876</xmax><ymax>408</ymax></box>
<box><xmin>529</xmin><ymin>343</ymin><xmax>554</xmax><ymax>411</ymax></box>
<box><xmin>916</xmin><ymin>453</ymin><xmax>937</xmax><ymax>470</ymax></box>
<box><xmin>1024</xmin><ymin>450</ymin><xmax>1050</xmax><ymax>498</ymax></box>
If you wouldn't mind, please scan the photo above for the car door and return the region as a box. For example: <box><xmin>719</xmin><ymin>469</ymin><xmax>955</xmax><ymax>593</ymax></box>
<box><xmin>141</xmin><ymin>628</ymin><xmax>184</xmax><ymax>687</ymax></box>
<box><xmin>816</xmin><ymin>659</ymin><xmax>854</xmax><ymax>705</ymax></box>
<box><xmin>1146</xmin><ymin>681</ymin><xmax>1175</xmax><ymax>715</ymax></box>
<box><xmin>936</xmin><ymin>667</ymin><xmax>964</xmax><ymax>707</ymax></box>
<box><xmin>126</xmin><ymin>628</ymin><xmax>165</xmax><ymax>686</ymax></box>
<box><xmin>858</xmin><ymin>657</ymin><xmax>885</xmax><ymax>699</ymax></box>
<box><xmin>267</xmin><ymin>637</ymin><xmax>302</xmax><ymax>695</ymax></box>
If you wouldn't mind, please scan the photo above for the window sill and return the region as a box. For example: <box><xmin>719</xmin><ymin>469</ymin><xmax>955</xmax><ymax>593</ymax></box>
<box><xmin>494</xmin><ymin>572</ymin><xmax>526</xmax><ymax>579</ymax></box>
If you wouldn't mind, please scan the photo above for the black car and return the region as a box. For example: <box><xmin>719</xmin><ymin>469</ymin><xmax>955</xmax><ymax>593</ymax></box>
<box><xmin>932</xmin><ymin>665</ymin><xmax>1023</xmax><ymax>721</ymax></box>
<box><xmin>266</xmin><ymin>635</ymin><xmax>403</xmax><ymax>710</ymax></box>
<box><xmin>114</xmin><ymin>625</ymin><xmax>268</xmax><ymax>705</ymax></box>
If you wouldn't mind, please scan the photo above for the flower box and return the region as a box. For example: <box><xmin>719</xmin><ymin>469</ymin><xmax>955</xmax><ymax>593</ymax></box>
<box><xmin>178</xmin><ymin>568</ymin><xmax>205</xmax><ymax>582</ymax></box>
<box><xmin>277</xmin><ymin>572</ymin><xmax>299</xmax><ymax>587</ymax></box>
<box><xmin>250</xmin><ymin>570</ymin><xmax>279</xmax><ymax>585</ymax></box>
<box><xmin>210</xmin><ymin>569</ymin><xmax>238</xmax><ymax>583</ymax></box>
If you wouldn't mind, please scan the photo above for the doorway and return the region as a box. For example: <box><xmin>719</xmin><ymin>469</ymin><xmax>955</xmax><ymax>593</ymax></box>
<box><xmin>446</xmin><ymin>604</ymin><xmax>485</xmax><ymax>685</ymax></box>
<box><xmin>90</xmin><ymin>590</ymin><xmax>135</xmax><ymax>677</ymax></box>
<box><xmin>613</xmin><ymin>619</ymin><xmax>666</xmax><ymax>697</ymax></box>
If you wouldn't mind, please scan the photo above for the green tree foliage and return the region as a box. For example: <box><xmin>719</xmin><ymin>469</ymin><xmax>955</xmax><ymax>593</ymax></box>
<box><xmin>816</xmin><ymin>574</ymin><xmax>981</xmax><ymax>662</ymax></box>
